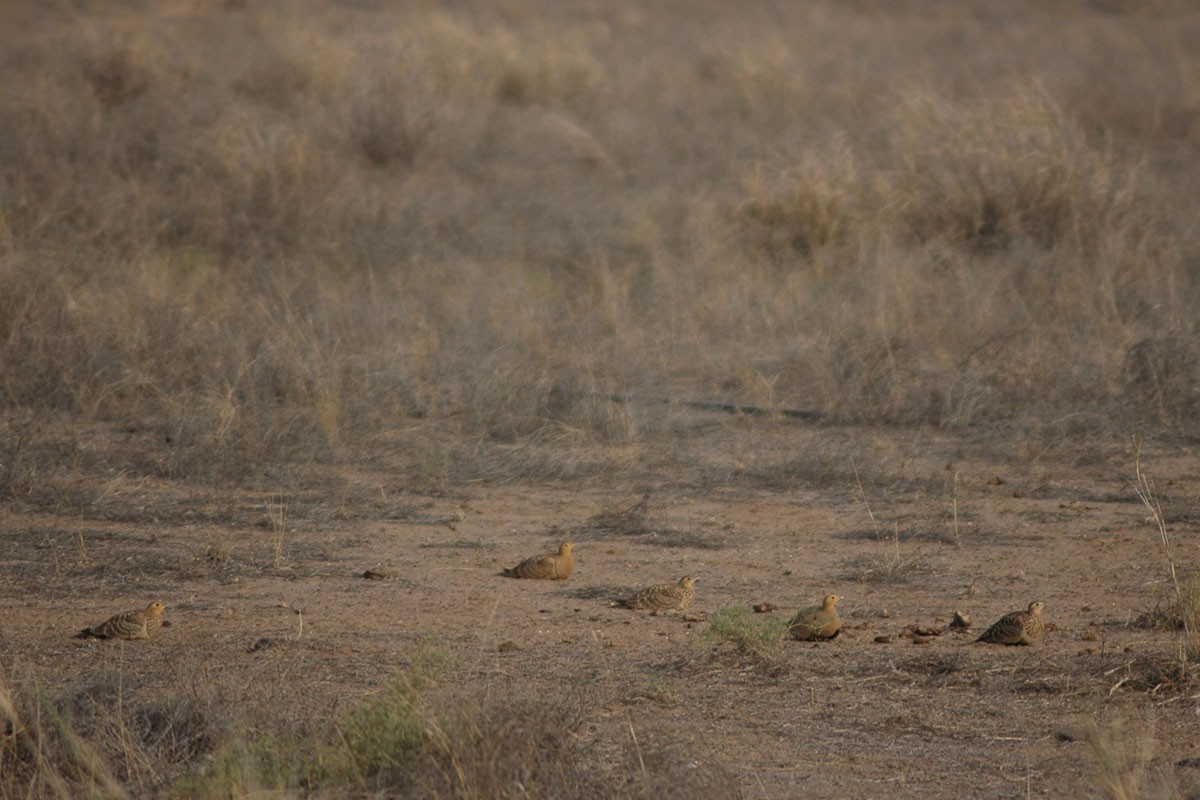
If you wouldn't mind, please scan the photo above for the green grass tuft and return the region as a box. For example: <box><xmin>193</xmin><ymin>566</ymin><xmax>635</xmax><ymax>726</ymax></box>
<box><xmin>704</xmin><ymin>605</ymin><xmax>789</xmax><ymax>660</ymax></box>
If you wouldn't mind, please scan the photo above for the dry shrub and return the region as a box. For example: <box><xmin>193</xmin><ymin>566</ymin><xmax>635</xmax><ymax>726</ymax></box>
<box><xmin>882</xmin><ymin>82</ymin><xmax>1143</xmax><ymax>253</ymax></box>
<box><xmin>349</xmin><ymin>69</ymin><xmax>439</xmax><ymax>169</ymax></box>
<box><xmin>414</xmin><ymin>695</ymin><xmax>742</xmax><ymax>799</ymax></box>
<box><xmin>735</xmin><ymin>142</ymin><xmax>861</xmax><ymax>263</ymax></box>
<box><xmin>193</xmin><ymin>116</ymin><xmax>334</xmax><ymax>253</ymax></box>
<box><xmin>340</xmin><ymin>17</ymin><xmax>500</xmax><ymax>168</ymax></box>
<box><xmin>1122</xmin><ymin>334</ymin><xmax>1200</xmax><ymax>428</ymax></box>
<box><xmin>0</xmin><ymin>15</ymin><xmax>200</xmax><ymax>252</ymax></box>
<box><xmin>705</xmin><ymin>77</ymin><xmax>1192</xmax><ymax>426</ymax></box>
<box><xmin>696</xmin><ymin>36</ymin><xmax>830</xmax><ymax>133</ymax></box>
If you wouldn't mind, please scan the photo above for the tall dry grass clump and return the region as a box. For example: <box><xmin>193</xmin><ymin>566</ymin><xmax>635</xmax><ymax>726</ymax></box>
<box><xmin>883</xmin><ymin>84</ymin><xmax>1137</xmax><ymax>252</ymax></box>
<box><xmin>0</xmin><ymin>664</ymin><xmax>216</xmax><ymax>800</ymax></box>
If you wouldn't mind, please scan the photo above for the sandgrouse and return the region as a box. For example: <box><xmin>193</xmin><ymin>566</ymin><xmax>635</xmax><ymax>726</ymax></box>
<box><xmin>502</xmin><ymin>542</ymin><xmax>575</xmax><ymax>580</ymax></box>
<box><xmin>788</xmin><ymin>594</ymin><xmax>842</xmax><ymax>641</ymax></box>
<box><xmin>618</xmin><ymin>576</ymin><xmax>698</xmax><ymax>611</ymax></box>
<box><xmin>976</xmin><ymin>601</ymin><xmax>1046</xmax><ymax>646</ymax></box>
<box><xmin>77</xmin><ymin>602</ymin><xmax>167</xmax><ymax>640</ymax></box>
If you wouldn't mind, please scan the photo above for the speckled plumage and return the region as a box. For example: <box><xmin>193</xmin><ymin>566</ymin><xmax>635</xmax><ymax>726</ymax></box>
<box><xmin>502</xmin><ymin>542</ymin><xmax>575</xmax><ymax>580</ymax></box>
<box><xmin>77</xmin><ymin>602</ymin><xmax>167</xmax><ymax>640</ymax></box>
<box><xmin>976</xmin><ymin>601</ymin><xmax>1045</xmax><ymax>645</ymax></box>
<box><xmin>620</xmin><ymin>576</ymin><xmax>698</xmax><ymax>611</ymax></box>
<box><xmin>788</xmin><ymin>595</ymin><xmax>842</xmax><ymax>641</ymax></box>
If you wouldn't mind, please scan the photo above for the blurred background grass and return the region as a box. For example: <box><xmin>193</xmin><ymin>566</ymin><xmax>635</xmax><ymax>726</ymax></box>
<box><xmin>1</xmin><ymin>0</ymin><xmax>1198</xmax><ymax>486</ymax></box>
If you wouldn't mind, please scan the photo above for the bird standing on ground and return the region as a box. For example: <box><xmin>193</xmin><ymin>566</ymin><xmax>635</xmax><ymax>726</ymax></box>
<box><xmin>618</xmin><ymin>576</ymin><xmax>698</xmax><ymax>611</ymax></box>
<box><xmin>502</xmin><ymin>542</ymin><xmax>575</xmax><ymax>580</ymax></box>
<box><xmin>976</xmin><ymin>601</ymin><xmax>1046</xmax><ymax>645</ymax></box>
<box><xmin>788</xmin><ymin>594</ymin><xmax>842</xmax><ymax>641</ymax></box>
<box><xmin>77</xmin><ymin>602</ymin><xmax>168</xmax><ymax>640</ymax></box>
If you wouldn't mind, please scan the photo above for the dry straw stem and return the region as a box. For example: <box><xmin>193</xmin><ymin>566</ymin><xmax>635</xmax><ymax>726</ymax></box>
<box><xmin>847</xmin><ymin>461</ymin><xmax>928</xmax><ymax>582</ymax></box>
<box><xmin>1132</xmin><ymin>438</ymin><xmax>1197</xmax><ymax>667</ymax></box>
<box><xmin>267</xmin><ymin>494</ymin><xmax>288</xmax><ymax>569</ymax></box>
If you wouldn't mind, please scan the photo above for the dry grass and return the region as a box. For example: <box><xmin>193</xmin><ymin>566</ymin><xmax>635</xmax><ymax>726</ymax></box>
<box><xmin>1084</xmin><ymin>712</ymin><xmax>1183</xmax><ymax>800</ymax></box>
<box><xmin>1</xmin><ymin>663</ymin><xmax>217</xmax><ymax>800</ymax></box>
<box><xmin>1134</xmin><ymin>443</ymin><xmax>1200</xmax><ymax>680</ymax></box>
<box><xmin>1</xmin><ymin>0</ymin><xmax>1198</xmax><ymax>485</ymax></box>
<box><xmin>2</xmin><ymin>647</ymin><xmax>739</xmax><ymax>800</ymax></box>
<box><xmin>4</xmin><ymin>1</ymin><xmax>1200</xmax><ymax>796</ymax></box>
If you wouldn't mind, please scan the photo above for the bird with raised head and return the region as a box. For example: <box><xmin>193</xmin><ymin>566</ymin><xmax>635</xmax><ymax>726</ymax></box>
<box><xmin>788</xmin><ymin>594</ymin><xmax>842</xmax><ymax>641</ymax></box>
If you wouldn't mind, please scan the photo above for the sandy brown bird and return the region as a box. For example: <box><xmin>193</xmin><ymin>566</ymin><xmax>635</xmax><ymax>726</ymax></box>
<box><xmin>618</xmin><ymin>576</ymin><xmax>698</xmax><ymax>611</ymax></box>
<box><xmin>77</xmin><ymin>602</ymin><xmax>167</xmax><ymax>640</ymax></box>
<box><xmin>788</xmin><ymin>594</ymin><xmax>842</xmax><ymax>641</ymax></box>
<box><xmin>975</xmin><ymin>601</ymin><xmax>1046</xmax><ymax>645</ymax></box>
<box><xmin>502</xmin><ymin>542</ymin><xmax>575</xmax><ymax>580</ymax></box>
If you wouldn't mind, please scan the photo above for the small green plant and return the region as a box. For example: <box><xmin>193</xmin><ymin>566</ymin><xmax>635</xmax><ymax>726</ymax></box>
<box><xmin>704</xmin><ymin>605</ymin><xmax>788</xmax><ymax>660</ymax></box>
<box><xmin>180</xmin><ymin>647</ymin><xmax>449</xmax><ymax>798</ymax></box>
<box><xmin>1171</xmin><ymin>576</ymin><xmax>1200</xmax><ymax>638</ymax></box>
<box><xmin>322</xmin><ymin>648</ymin><xmax>448</xmax><ymax>788</ymax></box>
<box><xmin>178</xmin><ymin>730</ymin><xmax>305</xmax><ymax>800</ymax></box>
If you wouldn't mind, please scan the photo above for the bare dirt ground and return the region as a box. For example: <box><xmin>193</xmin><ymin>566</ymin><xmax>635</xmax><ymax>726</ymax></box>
<box><xmin>3</xmin><ymin>412</ymin><xmax>1200</xmax><ymax>798</ymax></box>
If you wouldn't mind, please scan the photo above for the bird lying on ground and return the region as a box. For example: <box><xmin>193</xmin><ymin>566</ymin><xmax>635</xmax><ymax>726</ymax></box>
<box><xmin>975</xmin><ymin>601</ymin><xmax>1045</xmax><ymax>646</ymax></box>
<box><xmin>616</xmin><ymin>576</ymin><xmax>698</xmax><ymax>611</ymax></box>
<box><xmin>77</xmin><ymin>602</ymin><xmax>168</xmax><ymax>640</ymax></box>
<box><xmin>502</xmin><ymin>542</ymin><xmax>575</xmax><ymax>580</ymax></box>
